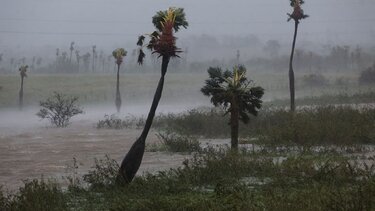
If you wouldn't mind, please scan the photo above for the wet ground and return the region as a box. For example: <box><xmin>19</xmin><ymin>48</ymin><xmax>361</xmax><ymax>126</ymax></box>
<box><xmin>0</xmin><ymin>105</ymin><xmax>199</xmax><ymax>191</ymax></box>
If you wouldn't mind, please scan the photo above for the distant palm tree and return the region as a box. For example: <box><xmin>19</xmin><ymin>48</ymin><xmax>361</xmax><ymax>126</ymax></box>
<box><xmin>287</xmin><ymin>0</ymin><xmax>308</xmax><ymax>112</ymax></box>
<box><xmin>201</xmin><ymin>66</ymin><xmax>264</xmax><ymax>149</ymax></box>
<box><xmin>119</xmin><ymin>7</ymin><xmax>188</xmax><ymax>183</ymax></box>
<box><xmin>112</xmin><ymin>48</ymin><xmax>127</xmax><ymax>113</ymax></box>
<box><xmin>75</xmin><ymin>50</ymin><xmax>80</xmax><ymax>72</ymax></box>
<box><xmin>92</xmin><ymin>45</ymin><xmax>97</xmax><ymax>72</ymax></box>
<box><xmin>69</xmin><ymin>42</ymin><xmax>75</xmax><ymax>63</ymax></box>
<box><xmin>18</xmin><ymin>65</ymin><xmax>28</xmax><ymax>110</ymax></box>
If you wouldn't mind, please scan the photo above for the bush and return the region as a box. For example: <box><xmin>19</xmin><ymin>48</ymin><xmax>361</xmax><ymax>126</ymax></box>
<box><xmin>156</xmin><ymin>132</ymin><xmax>201</xmax><ymax>153</ymax></box>
<box><xmin>154</xmin><ymin>106</ymin><xmax>375</xmax><ymax>145</ymax></box>
<box><xmin>359</xmin><ymin>64</ymin><xmax>375</xmax><ymax>84</ymax></box>
<box><xmin>36</xmin><ymin>92</ymin><xmax>83</xmax><ymax>127</ymax></box>
<box><xmin>6</xmin><ymin>179</ymin><xmax>67</xmax><ymax>211</ymax></box>
<box><xmin>83</xmin><ymin>155</ymin><xmax>120</xmax><ymax>190</ymax></box>
<box><xmin>96</xmin><ymin>114</ymin><xmax>145</xmax><ymax>129</ymax></box>
<box><xmin>154</xmin><ymin>108</ymin><xmax>230</xmax><ymax>138</ymax></box>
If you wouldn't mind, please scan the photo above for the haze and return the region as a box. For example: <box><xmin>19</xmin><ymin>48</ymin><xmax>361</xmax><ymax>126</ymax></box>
<box><xmin>1</xmin><ymin>0</ymin><xmax>374</xmax><ymax>51</ymax></box>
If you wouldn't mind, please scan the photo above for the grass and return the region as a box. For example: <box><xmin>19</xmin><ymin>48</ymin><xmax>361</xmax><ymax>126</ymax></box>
<box><xmin>1</xmin><ymin>73</ymin><xmax>374</xmax><ymax>108</ymax></box>
<box><xmin>1</xmin><ymin>146</ymin><xmax>374</xmax><ymax>210</ymax></box>
<box><xmin>154</xmin><ymin>106</ymin><xmax>375</xmax><ymax>145</ymax></box>
<box><xmin>0</xmin><ymin>73</ymin><xmax>207</xmax><ymax>108</ymax></box>
<box><xmin>96</xmin><ymin>114</ymin><xmax>145</xmax><ymax>129</ymax></box>
<box><xmin>156</xmin><ymin>132</ymin><xmax>201</xmax><ymax>153</ymax></box>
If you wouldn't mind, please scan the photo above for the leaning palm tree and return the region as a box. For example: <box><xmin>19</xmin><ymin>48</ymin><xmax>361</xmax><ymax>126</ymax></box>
<box><xmin>287</xmin><ymin>0</ymin><xmax>308</xmax><ymax>112</ymax></box>
<box><xmin>201</xmin><ymin>66</ymin><xmax>264</xmax><ymax>149</ymax></box>
<box><xmin>18</xmin><ymin>65</ymin><xmax>28</xmax><ymax>110</ymax></box>
<box><xmin>112</xmin><ymin>48</ymin><xmax>127</xmax><ymax>113</ymax></box>
<box><xmin>118</xmin><ymin>7</ymin><xmax>188</xmax><ymax>183</ymax></box>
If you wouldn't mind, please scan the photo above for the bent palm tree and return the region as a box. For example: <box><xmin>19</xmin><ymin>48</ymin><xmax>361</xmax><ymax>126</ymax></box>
<box><xmin>287</xmin><ymin>0</ymin><xmax>308</xmax><ymax>112</ymax></box>
<box><xmin>18</xmin><ymin>65</ymin><xmax>28</xmax><ymax>110</ymax></box>
<box><xmin>112</xmin><ymin>48</ymin><xmax>127</xmax><ymax>113</ymax></box>
<box><xmin>119</xmin><ymin>7</ymin><xmax>188</xmax><ymax>183</ymax></box>
<box><xmin>201</xmin><ymin>66</ymin><xmax>264</xmax><ymax>149</ymax></box>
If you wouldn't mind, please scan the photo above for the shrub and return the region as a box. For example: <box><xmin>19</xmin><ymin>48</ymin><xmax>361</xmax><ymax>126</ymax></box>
<box><xmin>96</xmin><ymin>114</ymin><xmax>145</xmax><ymax>129</ymax></box>
<box><xmin>36</xmin><ymin>92</ymin><xmax>83</xmax><ymax>127</ymax></box>
<box><xmin>83</xmin><ymin>155</ymin><xmax>120</xmax><ymax>190</ymax></box>
<box><xmin>359</xmin><ymin>63</ymin><xmax>375</xmax><ymax>84</ymax></box>
<box><xmin>154</xmin><ymin>106</ymin><xmax>375</xmax><ymax>145</ymax></box>
<box><xmin>7</xmin><ymin>179</ymin><xmax>67</xmax><ymax>211</ymax></box>
<box><xmin>0</xmin><ymin>186</ymin><xmax>8</xmax><ymax>209</ymax></box>
<box><xmin>156</xmin><ymin>132</ymin><xmax>201</xmax><ymax>153</ymax></box>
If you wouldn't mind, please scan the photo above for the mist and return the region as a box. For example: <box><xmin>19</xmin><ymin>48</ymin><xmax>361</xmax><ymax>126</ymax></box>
<box><xmin>1</xmin><ymin>0</ymin><xmax>374</xmax><ymax>50</ymax></box>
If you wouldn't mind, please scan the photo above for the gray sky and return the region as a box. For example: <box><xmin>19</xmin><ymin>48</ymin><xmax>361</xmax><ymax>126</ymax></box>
<box><xmin>0</xmin><ymin>0</ymin><xmax>374</xmax><ymax>50</ymax></box>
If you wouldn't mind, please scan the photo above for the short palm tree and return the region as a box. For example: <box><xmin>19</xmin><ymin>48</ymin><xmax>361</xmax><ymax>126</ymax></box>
<box><xmin>119</xmin><ymin>7</ymin><xmax>188</xmax><ymax>183</ymax></box>
<box><xmin>201</xmin><ymin>66</ymin><xmax>264</xmax><ymax>149</ymax></box>
<box><xmin>287</xmin><ymin>0</ymin><xmax>308</xmax><ymax>112</ymax></box>
<box><xmin>18</xmin><ymin>65</ymin><xmax>28</xmax><ymax>110</ymax></box>
<box><xmin>112</xmin><ymin>48</ymin><xmax>127</xmax><ymax>113</ymax></box>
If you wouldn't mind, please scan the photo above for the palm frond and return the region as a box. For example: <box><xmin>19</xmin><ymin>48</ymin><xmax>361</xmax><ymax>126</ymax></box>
<box><xmin>137</xmin><ymin>35</ymin><xmax>145</xmax><ymax>46</ymax></box>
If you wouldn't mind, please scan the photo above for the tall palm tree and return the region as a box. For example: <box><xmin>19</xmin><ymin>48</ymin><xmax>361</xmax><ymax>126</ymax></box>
<box><xmin>287</xmin><ymin>0</ymin><xmax>308</xmax><ymax>112</ymax></box>
<box><xmin>92</xmin><ymin>45</ymin><xmax>97</xmax><ymax>72</ymax></box>
<box><xmin>118</xmin><ymin>7</ymin><xmax>188</xmax><ymax>183</ymax></box>
<box><xmin>201</xmin><ymin>66</ymin><xmax>264</xmax><ymax>149</ymax></box>
<box><xmin>69</xmin><ymin>42</ymin><xmax>75</xmax><ymax>63</ymax></box>
<box><xmin>75</xmin><ymin>50</ymin><xmax>80</xmax><ymax>72</ymax></box>
<box><xmin>112</xmin><ymin>48</ymin><xmax>127</xmax><ymax>113</ymax></box>
<box><xmin>18</xmin><ymin>65</ymin><xmax>28</xmax><ymax>110</ymax></box>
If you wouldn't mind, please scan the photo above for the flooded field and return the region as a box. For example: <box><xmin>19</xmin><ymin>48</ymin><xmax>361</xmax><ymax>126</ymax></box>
<box><xmin>0</xmin><ymin>104</ymin><xmax>200</xmax><ymax>191</ymax></box>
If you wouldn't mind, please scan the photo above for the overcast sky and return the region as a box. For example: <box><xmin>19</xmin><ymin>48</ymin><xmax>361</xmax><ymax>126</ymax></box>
<box><xmin>0</xmin><ymin>0</ymin><xmax>374</xmax><ymax>50</ymax></box>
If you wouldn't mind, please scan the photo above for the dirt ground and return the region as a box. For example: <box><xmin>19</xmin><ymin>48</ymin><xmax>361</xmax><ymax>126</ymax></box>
<box><xmin>0</xmin><ymin>105</ymin><xmax>195</xmax><ymax>191</ymax></box>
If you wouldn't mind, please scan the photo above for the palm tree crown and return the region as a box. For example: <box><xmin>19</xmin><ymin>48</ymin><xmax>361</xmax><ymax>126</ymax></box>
<box><xmin>201</xmin><ymin>66</ymin><xmax>264</xmax><ymax>123</ymax></box>
<box><xmin>19</xmin><ymin>65</ymin><xmax>28</xmax><ymax>78</ymax></box>
<box><xmin>112</xmin><ymin>48</ymin><xmax>127</xmax><ymax>65</ymax></box>
<box><xmin>137</xmin><ymin>7</ymin><xmax>188</xmax><ymax>65</ymax></box>
<box><xmin>288</xmin><ymin>0</ymin><xmax>309</xmax><ymax>22</ymax></box>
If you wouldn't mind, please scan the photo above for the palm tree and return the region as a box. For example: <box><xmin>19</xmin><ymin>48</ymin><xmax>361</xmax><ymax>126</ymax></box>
<box><xmin>18</xmin><ymin>65</ymin><xmax>28</xmax><ymax>110</ymax></box>
<box><xmin>201</xmin><ymin>66</ymin><xmax>264</xmax><ymax>149</ymax></box>
<box><xmin>92</xmin><ymin>45</ymin><xmax>97</xmax><ymax>72</ymax></box>
<box><xmin>112</xmin><ymin>48</ymin><xmax>127</xmax><ymax>113</ymax></box>
<box><xmin>287</xmin><ymin>0</ymin><xmax>308</xmax><ymax>112</ymax></box>
<box><xmin>118</xmin><ymin>7</ymin><xmax>188</xmax><ymax>183</ymax></box>
<box><xmin>75</xmin><ymin>50</ymin><xmax>80</xmax><ymax>72</ymax></box>
<box><xmin>69</xmin><ymin>42</ymin><xmax>75</xmax><ymax>63</ymax></box>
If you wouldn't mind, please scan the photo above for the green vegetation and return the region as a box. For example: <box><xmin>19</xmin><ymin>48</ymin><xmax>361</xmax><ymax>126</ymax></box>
<box><xmin>1</xmin><ymin>146</ymin><xmax>374</xmax><ymax>210</ymax></box>
<box><xmin>201</xmin><ymin>66</ymin><xmax>264</xmax><ymax>149</ymax></box>
<box><xmin>156</xmin><ymin>132</ymin><xmax>201</xmax><ymax>153</ymax></box>
<box><xmin>155</xmin><ymin>106</ymin><xmax>375</xmax><ymax>145</ymax></box>
<box><xmin>36</xmin><ymin>92</ymin><xmax>83</xmax><ymax>127</ymax></box>
<box><xmin>96</xmin><ymin>114</ymin><xmax>145</xmax><ymax>129</ymax></box>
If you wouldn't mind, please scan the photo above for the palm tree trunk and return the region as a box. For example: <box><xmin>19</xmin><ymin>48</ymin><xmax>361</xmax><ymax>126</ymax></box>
<box><xmin>115</xmin><ymin>64</ymin><xmax>121</xmax><ymax>113</ymax></box>
<box><xmin>19</xmin><ymin>76</ymin><xmax>24</xmax><ymax>110</ymax></box>
<box><xmin>230</xmin><ymin>96</ymin><xmax>239</xmax><ymax>149</ymax></box>
<box><xmin>289</xmin><ymin>20</ymin><xmax>299</xmax><ymax>112</ymax></box>
<box><xmin>118</xmin><ymin>56</ymin><xmax>170</xmax><ymax>183</ymax></box>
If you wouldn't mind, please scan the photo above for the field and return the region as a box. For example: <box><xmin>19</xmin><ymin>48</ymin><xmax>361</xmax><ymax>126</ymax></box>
<box><xmin>0</xmin><ymin>73</ymin><xmax>375</xmax><ymax>210</ymax></box>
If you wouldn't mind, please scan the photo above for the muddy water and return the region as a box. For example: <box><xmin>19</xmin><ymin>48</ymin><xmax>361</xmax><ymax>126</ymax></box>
<box><xmin>0</xmin><ymin>104</ymin><xmax>197</xmax><ymax>191</ymax></box>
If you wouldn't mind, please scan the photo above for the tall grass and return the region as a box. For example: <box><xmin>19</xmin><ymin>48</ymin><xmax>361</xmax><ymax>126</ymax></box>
<box><xmin>155</xmin><ymin>106</ymin><xmax>375</xmax><ymax>145</ymax></box>
<box><xmin>1</xmin><ymin>147</ymin><xmax>374</xmax><ymax>210</ymax></box>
